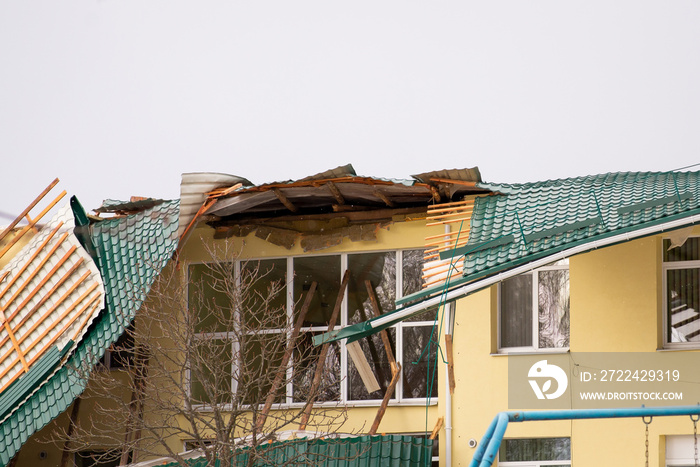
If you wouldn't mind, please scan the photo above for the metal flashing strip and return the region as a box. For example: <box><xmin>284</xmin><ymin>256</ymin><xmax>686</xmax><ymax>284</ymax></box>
<box><xmin>438</xmin><ymin>235</ymin><xmax>514</xmax><ymax>261</ymax></box>
<box><xmin>314</xmin><ymin>210</ymin><xmax>700</xmax><ymax>346</ymax></box>
<box><xmin>522</xmin><ymin>216</ymin><xmax>601</xmax><ymax>244</ymax></box>
<box><xmin>617</xmin><ymin>192</ymin><xmax>693</xmax><ymax>215</ymax></box>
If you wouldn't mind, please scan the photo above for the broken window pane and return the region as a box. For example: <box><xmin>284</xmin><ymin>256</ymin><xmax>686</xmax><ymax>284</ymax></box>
<box><xmin>293</xmin><ymin>332</ymin><xmax>340</xmax><ymax>402</ymax></box>
<box><xmin>347</xmin><ymin>328</ymin><xmax>396</xmax><ymax>401</ymax></box>
<box><xmin>347</xmin><ymin>252</ymin><xmax>396</xmax><ymax>325</ymax></box>
<box><xmin>402</xmin><ymin>326</ymin><xmax>439</xmax><ymax>399</ymax></box>
<box><xmin>240</xmin><ymin>258</ymin><xmax>287</xmax><ymax>330</ymax></box>
<box><xmin>293</xmin><ymin>256</ymin><xmax>341</xmax><ymax>327</ymax></box>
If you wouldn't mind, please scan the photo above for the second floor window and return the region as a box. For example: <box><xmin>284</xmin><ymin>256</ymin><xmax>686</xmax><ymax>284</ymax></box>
<box><xmin>663</xmin><ymin>236</ymin><xmax>700</xmax><ymax>347</ymax></box>
<box><xmin>498</xmin><ymin>260</ymin><xmax>570</xmax><ymax>352</ymax></box>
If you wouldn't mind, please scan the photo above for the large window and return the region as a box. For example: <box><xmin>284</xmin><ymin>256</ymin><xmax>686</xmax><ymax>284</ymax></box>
<box><xmin>498</xmin><ymin>260</ymin><xmax>570</xmax><ymax>352</ymax></box>
<box><xmin>663</xmin><ymin>237</ymin><xmax>700</xmax><ymax>347</ymax></box>
<box><xmin>498</xmin><ymin>437</ymin><xmax>571</xmax><ymax>467</ymax></box>
<box><xmin>188</xmin><ymin>249</ymin><xmax>437</xmax><ymax>406</ymax></box>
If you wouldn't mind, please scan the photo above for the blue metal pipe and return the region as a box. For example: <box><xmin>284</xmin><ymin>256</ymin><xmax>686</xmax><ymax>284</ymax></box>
<box><xmin>479</xmin><ymin>413</ymin><xmax>508</xmax><ymax>467</ymax></box>
<box><xmin>471</xmin><ymin>405</ymin><xmax>700</xmax><ymax>467</ymax></box>
<box><xmin>508</xmin><ymin>404</ymin><xmax>700</xmax><ymax>423</ymax></box>
<box><xmin>467</xmin><ymin>413</ymin><xmax>499</xmax><ymax>467</ymax></box>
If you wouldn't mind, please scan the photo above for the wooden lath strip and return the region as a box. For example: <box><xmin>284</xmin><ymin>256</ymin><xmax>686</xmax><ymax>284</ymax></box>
<box><xmin>426</xmin><ymin>203</ymin><xmax>475</xmax><ymax>215</ymax></box>
<box><xmin>1</xmin><ymin>245</ymin><xmax>78</xmax><ymax>327</ymax></box>
<box><xmin>425</xmin><ymin>237</ymin><xmax>470</xmax><ymax>252</ymax></box>
<box><xmin>0</xmin><ymin>280</ymin><xmax>98</xmax><ymax>378</ymax></box>
<box><xmin>0</xmin><ymin>223</ymin><xmax>65</xmax><ymax>310</ymax></box>
<box><xmin>427</xmin><ymin>218</ymin><xmax>474</xmax><ymax>227</ymax></box>
<box><xmin>23</xmin><ymin>291</ymin><xmax>101</xmax><ymax>369</ymax></box>
<box><xmin>427</xmin><ymin>199</ymin><xmax>474</xmax><ymax>209</ymax></box>
<box><xmin>425</xmin><ymin>230</ymin><xmax>469</xmax><ymax>241</ymax></box>
<box><xmin>70</xmin><ymin>295</ymin><xmax>102</xmax><ymax>343</ymax></box>
<box><xmin>2</xmin><ymin>320</ymin><xmax>28</xmax><ymax>372</ymax></box>
<box><xmin>0</xmin><ymin>189</ymin><xmax>67</xmax><ymax>260</ymax></box>
<box><xmin>0</xmin><ymin>291</ymin><xmax>102</xmax><ymax>394</ymax></box>
<box><xmin>426</xmin><ymin>209</ymin><xmax>474</xmax><ymax>222</ymax></box>
<box><xmin>422</xmin><ymin>260</ymin><xmax>463</xmax><ymax>280</ymax></box>
<box><xmin>0</xmin><ymin>179</ymin><xmax>59</xmax><ymax>248</ymax></box>
<box><xmin>12</xmin><ymin>270</ymin><xmax>92</xmax><ymax>346</ymax></box>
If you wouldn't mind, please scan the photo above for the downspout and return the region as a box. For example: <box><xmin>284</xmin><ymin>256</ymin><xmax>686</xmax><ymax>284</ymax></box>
<box><xmin>443</xmin><ymin>223</ymin><xmax>454</xmax><ymax>467</ymax></box>
<box><xmin>444</xmin><ymin>303</ymin><xmax>453</xmax><ymax>467</ymax></box>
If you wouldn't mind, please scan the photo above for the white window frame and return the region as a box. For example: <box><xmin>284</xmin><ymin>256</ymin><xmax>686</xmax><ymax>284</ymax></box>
<box><xmin>497</xmin><ymin>260</ymin><xmax>570</xmax><ymax>354</ymax></box>
<box><xmin>188</xmin><ymin>248</ymin><xmax>437</xmax><ymax>408</ymax></box>
<box><xmin>497</xmin><ymin>437</ymin><xmax>572</xmax><ymax>467</ymax></box>
<box><xmin>662</xmin><ymin>237</ymin><xmax>700</xmax><ymax>349</ymax></box>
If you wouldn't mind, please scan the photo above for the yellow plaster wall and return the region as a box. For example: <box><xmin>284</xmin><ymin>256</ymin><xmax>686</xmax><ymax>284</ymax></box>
<box><xmin>447</xmin><ymin>232</ymin><xmax>700</xmax><ymax>466</ymax></box>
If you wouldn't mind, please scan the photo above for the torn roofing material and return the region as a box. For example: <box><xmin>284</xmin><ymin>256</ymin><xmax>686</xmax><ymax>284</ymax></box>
<box><xmin>314</xmin><ymin>170</ymin><xmax>700</xmax><ymax>346</ymax></box>
<box><xmin>203</xmin><ymin>164</ymin><xmax>485</xmax><ymax>221</ymax></box>
<box><xmin>0</xmin><ymin>204</ymin><xmax>105</xmax><ymax>396</ymax></box>
<box><xmin>0</xmin><ymin>199</ymin><xmax>179</xmax><ymax>467</ymax></box>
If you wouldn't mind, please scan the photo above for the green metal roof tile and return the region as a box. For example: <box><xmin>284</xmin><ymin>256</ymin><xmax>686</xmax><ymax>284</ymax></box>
<box><xmin>0</xmin><ymin>200</ymin><xmax>179</xmax><ymax>467</ymax></box>
<box><xmin>460</xmin><ymin>171</ymin><xmax>700</xmax><ymax>279</ymax></box>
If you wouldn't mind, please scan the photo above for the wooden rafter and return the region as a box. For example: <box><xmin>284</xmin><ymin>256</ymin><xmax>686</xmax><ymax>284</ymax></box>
<box><xmin>326</xmin><ymin>182</ymin><xmax>345</xmax><ymax>205</ymax></box>
<box><xmin>373</xmin><ymin>189</ymin><xmax>396</xmax><ymax>208</ymax></box>
<box><xmin>272</xmin><ymin>188</ymin><xmax>299</xmax><ymax>213</ymax></box>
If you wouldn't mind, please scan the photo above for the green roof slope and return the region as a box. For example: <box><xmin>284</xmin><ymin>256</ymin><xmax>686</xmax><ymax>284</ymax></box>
<box><xmin>463</xmin><ymin>170</ymin><xmax>700</xmax><ymax>278</ymax></box>
<box><xmin>0</xmin><ymin>200</ymin><xmax>179</xmax><ymax>467</ymax></box>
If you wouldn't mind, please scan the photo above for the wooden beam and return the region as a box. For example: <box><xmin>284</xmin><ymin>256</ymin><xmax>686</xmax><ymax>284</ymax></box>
<box><xmin>256</xmin><ymin>282</ymin><xmax>317</xmax><ymax>431</ymax></box>
<box><xmin>272</xmin><ymin>188</ymin><xmax>299</xmax><ymax>213</ymax></box>
<box><xmin>346</xmin><ymin>340</ymin><xmax>381</xmax><ymax>393</ymax></box>
<box><xmin>365</xmin><ymin>280</ymin><xmax>397</xmax><ymax>373</ymax></box>
<box><xmin>373</xmin><ymin>189</ymin><xmax>396</xmax><ymax>208</ymax></box>
<box><xmin>326</xmin><ymin>182</ymin><xmax>345</xmax><ymax>205</ymax></box>
<box><xmin>368</xmin><ymin>362</ymin><xmax>401</xmax><ymax>435</ymax></box>
<box><xmin>445</xmin><ymin>334</ymin><xmax>456</xmax><ymax>395</ymax></box>
<box><xmin>299</xmin><ymin>271</ymin><xmax>349</xmax><ymax>430</ymax></box>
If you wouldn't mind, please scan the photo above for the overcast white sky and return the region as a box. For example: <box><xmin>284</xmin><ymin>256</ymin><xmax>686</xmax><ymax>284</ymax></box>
<box><xmin>2</xmin><ymin>1</ymin><xmax>700</xmax><ymax>218</ymax></box>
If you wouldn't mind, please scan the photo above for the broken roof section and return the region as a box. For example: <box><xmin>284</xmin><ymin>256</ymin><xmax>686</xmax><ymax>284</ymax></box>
<box><xmin>180</xmin><ymin>164</ymin><xmax>485</xmax><ymax>251</ymax></box>
<box><xmin>0</xmin><ymin>184</ymin><xmax>179</xmax><ymax>467</ymax></box>
<box><xmin>314</xmin><ymin>169</ymin><xmax>700</xmax><ymax>346</ymax></box>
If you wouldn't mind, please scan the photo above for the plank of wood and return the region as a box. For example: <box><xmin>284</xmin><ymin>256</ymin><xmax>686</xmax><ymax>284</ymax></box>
<box><xmin>346</xmin><ymin>340</ymin><xmax>381</xmax><ymax>393</ymax></box>
<box><xmin>368</xmin><ymin>362</ymin><xmax>401</xmax><ymax>435</ymax></box>
<box><xmin>272</xmin><ymin>188</ymin><xmax>299</xmax><ymax>213</ymax></box>
<box><xmin>298</xmin><ymin>270</ymin><xmax>349</xmax><ymax>430</ymax></box>
<box><xmin>256</xmin><ymin>282</ymin><xmax>317</xmax><ymax>431</ymax></box>
<box><xmin>364</xmin><ymin>280</ymin><xmax>397</xmax><ymax>374</ymax></box>
<box><xmin>445</xmin><ymin>334</ymin><xmax>456</xmax><ymax>395</ymax></box>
